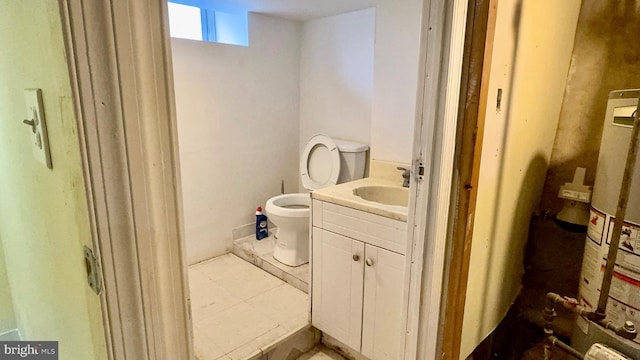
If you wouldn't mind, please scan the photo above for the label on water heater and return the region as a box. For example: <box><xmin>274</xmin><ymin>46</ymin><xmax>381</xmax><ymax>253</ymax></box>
<box><xmin>577</xmin><ymin>206</ymin><xmax>640</xmax><ymax>342</ymax></box>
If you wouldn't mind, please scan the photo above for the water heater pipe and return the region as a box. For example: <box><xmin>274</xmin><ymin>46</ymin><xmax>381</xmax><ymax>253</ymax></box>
<box><xmin>545</xmin><ymin>293</ymin><xmax>637</xmax><ymax>340</ymax></box>
<box><xmin>597</xmin><ymin>97</ymin><xmax>640</xmax><ymax>318</ymax></box>
<box><xmin>542</xmin><ymin>295</ymin><xmax>585</xmax><ymax>359</ymax></box>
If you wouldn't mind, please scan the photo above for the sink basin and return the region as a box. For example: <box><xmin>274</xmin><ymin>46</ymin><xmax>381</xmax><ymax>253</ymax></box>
<box><xmin>353</xmin><ymin>185</ymin><xmax>409</xmax><ymax>207</ymax></box>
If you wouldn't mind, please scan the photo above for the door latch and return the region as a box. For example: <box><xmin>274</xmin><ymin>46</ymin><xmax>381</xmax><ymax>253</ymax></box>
<box><xmin>84</xmin><ymin>246</ymin><xmax>102</xmax><ymax>295</ymax></box>
<box><xmin>415</xmin><ymin>159</ymin><xmax>425</xmax><ymax>182</ymax></box>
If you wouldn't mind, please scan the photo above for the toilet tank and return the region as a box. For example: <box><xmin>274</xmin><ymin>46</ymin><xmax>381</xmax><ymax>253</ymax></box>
<box><xmin>334</xmin><ymin>139</ymin><xmax>369</xmax><ymax>184</ymax></box>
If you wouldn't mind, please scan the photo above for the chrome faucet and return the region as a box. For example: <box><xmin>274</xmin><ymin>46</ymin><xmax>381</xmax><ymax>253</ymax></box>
<box><xmin>397</xmin><ymin>167</ymin><xmax>410</xmax><ymax>188</ymax></box>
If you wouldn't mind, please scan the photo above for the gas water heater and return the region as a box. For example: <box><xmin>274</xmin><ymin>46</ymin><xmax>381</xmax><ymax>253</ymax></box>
<box><xmin>572</xmin><ymin>89</ymin><xmax>640</xmax><ymax>357</ymax></box>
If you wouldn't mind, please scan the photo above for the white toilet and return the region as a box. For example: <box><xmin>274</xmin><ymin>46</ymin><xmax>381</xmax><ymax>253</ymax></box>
<box><xmin>265</xmin><ymin>135</ymin><xmax>368</xmax><ymax>266</ymax></box>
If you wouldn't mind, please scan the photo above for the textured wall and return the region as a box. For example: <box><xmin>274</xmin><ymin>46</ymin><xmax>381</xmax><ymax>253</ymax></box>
<box><xmin>172</xmin><ymin>14</ymin><xmax>301</xmax><ymax>264</ymax></box>
<box><xmin>370</xmin><ymin>0</ymin><xmax>423</xmax><ymax>163</ymax></box>
<box><xmin>541</xmin><ymin>1</ymin><xmax>640</xmax><ymax>211</ymax></box>
<box><xmin>299</xmin><ymin>8</ymin><xmax>375</xmax><ymax>175</ymax></box>
<box><xmin>0</xmin><ymin>1</ymin><xmax>107</xmax><ymax>358</ymax></box>
<box><xmin>461</xmin><ymin>1</ymin><xmax>582</xmax><ymax>357</ymax></box>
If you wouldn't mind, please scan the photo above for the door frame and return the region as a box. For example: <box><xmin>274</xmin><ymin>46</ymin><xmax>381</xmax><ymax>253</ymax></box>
<box><xmin>403</xmin><ymin>0</ymin><xmax>468</xmax><ymax>359</ymax></box>
<box><xmin>60</xmin><ymin>0</ymin><xmax>468</xmax><ymax>358</ymax></box>
<box><xmin>60</xmin><ymin>0</ymin><xmax>192</xmax><ymax>358</ymax></box>
<box><xmin>439</xmin><ymin>0</ymin><xmax>497</xmax><ymax>358</ymax></box>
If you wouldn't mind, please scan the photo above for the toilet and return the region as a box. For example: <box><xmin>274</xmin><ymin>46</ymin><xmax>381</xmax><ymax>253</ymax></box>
<box><xmin>265</xmin><ymin>135</ymin><xmax>368</xmax><ymax>266</ymax></box>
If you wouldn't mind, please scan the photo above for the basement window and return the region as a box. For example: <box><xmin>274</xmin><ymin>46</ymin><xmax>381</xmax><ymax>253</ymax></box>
<box><xmin>167</xmin><ymin>1</ymin><xmax>249</xmax><ymax>46</ymax></box>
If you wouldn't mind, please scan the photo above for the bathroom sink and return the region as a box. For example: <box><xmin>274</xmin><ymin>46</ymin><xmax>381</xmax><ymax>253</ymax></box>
<box><xmin>353</xmin><ymin>186</ymin><xmax>409</xmax><ymax>207</ymax></box>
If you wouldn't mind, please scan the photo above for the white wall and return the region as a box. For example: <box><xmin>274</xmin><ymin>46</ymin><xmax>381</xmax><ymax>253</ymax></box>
<box><xmin>370</xmin><ymin>0</ymin><xmax>423</xmax><ymax>164</ymax></box>
<box><xmin>460</xmin><ymin>1</ymin><xmax>582</xmax><ymax>357</ymax></box>
<box><xmin>172</xmin><ymin>13</ymin><xmax>301</xmax><ymax>264</ymax></box>
<box><xmin>299</xmin><ymin>8</ymin><xmax>375</xmax><ymax>161</ymax></box>
<box><xmin>0</xmin><ymin>1</ymin><xmax>107</xmax><ymax>357</ymax></box>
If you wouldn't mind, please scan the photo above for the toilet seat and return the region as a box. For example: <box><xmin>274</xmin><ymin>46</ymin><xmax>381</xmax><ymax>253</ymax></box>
<box><xmin>300</xmin><ymin>135</ymin><xmax>341</xmax><ymax>190</ymax></box>
<box><xmin>265</xmin><ymin>193</ymin><xmax>310</xmax><ymax>219</ymax></box>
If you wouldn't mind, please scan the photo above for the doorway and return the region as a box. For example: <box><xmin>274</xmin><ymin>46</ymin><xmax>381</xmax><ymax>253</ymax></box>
<box><xmin>56</xmin><ymin>0</ymin><xmax>468</xmax><ymax>358</ymax></box>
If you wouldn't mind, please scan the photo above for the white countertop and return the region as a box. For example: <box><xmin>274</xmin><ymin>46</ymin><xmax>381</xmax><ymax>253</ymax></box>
<box><xmin>311</xmin><ymin>178</ymin><xmax>409</xmax><ymax>222</ymax></box>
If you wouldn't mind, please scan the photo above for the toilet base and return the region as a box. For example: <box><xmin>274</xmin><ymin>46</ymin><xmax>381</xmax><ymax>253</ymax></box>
<box><xmin>273</xmin><ymin>227</ymin><xmax>309</xmax><ymax>267</ymax></box>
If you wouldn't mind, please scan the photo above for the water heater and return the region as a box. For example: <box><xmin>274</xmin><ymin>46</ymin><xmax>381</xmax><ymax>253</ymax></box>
<box><xmin>572</xmin><ymin>89</ymin><xmax>640</xmax><ymax>356</ymax></box>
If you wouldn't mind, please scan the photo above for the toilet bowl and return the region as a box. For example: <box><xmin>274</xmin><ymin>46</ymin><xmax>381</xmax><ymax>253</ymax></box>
<box><xmin>265</xmin><ymin>135</ymin><xmax>368</xmax><ymax>267</ymax></box>
<box><xmin>265</xmin><ymin>193</ymin><xmax>311</xmax><ymax>267</ymax></box>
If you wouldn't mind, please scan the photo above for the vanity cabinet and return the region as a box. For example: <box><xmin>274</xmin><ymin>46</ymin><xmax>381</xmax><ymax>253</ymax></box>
<box><xmin>311</xmin><ymin>200</ymin><xmax>406</xmax><ymax>360</ymax></box>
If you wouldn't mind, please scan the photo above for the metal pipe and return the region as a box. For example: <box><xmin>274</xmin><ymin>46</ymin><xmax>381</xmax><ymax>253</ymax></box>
<box><xmin>542</xmin><ymin>302</ymin><xmax>557</xmax><ymax>360</ymax></box>
<box><xmin>549</xmin><ymin>336</ymin><xmax>585</xmax><ymax>359</ymax></box>
<box><xmin>597</xmin><ymin>96</ymin><xmax>640</xmax><ymax>317</ymax></box>
<box><xmin>541</xmin><ymin>295</ymin><xmax>585</xmax><ymax>360</ymax></box>
<box><xmin>546</xmin><ymin>293</ymin><xmax>593</xmax><ymax>318</ymax></box>
<box><xmin>545</xmin><ymin>293</ymin><xmax>638</xmax><ymax>340</ymax></box>
<box><xmin>596</xmin><ymin>319</ymin><xmax>638</xmax><ymax>340</ymax></box>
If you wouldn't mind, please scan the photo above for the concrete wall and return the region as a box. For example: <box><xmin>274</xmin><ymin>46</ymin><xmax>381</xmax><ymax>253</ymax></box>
<box><xmin>460</xmin><ymin>1</ymin><xmax>582</xmax><ymax>357</ymax></box>
<box><xmin>0</xmin><ymin>1</ymin><xmax>107</xmax><ymax>358</ymax></box>
<box><xmin>172</xmin><ymin>13</ymin><xmax>301</xmax><ymax>264</ymax></box>
<box><xmin>541</xmin><ymin>1</ymin><xmax>640</xmax><ymax>211</ymax></box>
<box><xmin>299</xmin><ymin>8</ymin><xmax>375</xmax><ymax>166</ymax></box>
<box><xmin>370</xmin><ymin>0</ymin><xmax>423</xmax><ymax>164</ymax></box>
<box><xmin>0</xmin><ymin>242</ymin><xmax>15</xmax><ymax>334</ymax></box>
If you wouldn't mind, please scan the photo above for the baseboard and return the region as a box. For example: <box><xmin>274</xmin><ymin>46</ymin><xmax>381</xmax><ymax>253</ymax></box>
<box><xmin>0</xmin><ymin>329</ymin><xmax>21</xmax><ymax>341</ymax></box>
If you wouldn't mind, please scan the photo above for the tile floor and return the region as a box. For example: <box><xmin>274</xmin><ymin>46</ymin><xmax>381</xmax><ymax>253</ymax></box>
<box><xmin>189</xmin><ymin>253</ymin><xmax>309</xmax><ymax>360</ymax></box>
<box><xmin>298</xmin><ymin>346</ymin><xmax>346</xmax><ymax>360</ymax></box>
<box><xmin>233</xmin><ymin>233</ymin><xmax>310</xmax><ymax>293</ymax></box>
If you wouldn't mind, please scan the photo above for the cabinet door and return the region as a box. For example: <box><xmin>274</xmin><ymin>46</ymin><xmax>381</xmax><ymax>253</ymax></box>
<box><xmin>312</xmin><ymin>228</ymin><xmax>365</xmax><ymax>351</ymax></box>
<box><xmin>361</xmin><ymin>245</ymin><xmax>405</xmax><ymax>360</ymax></box>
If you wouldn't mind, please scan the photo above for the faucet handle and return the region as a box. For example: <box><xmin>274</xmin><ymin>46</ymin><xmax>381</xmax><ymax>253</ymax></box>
<box><xmin>397</xmin><ymin>167</ymin><xmax>410</xmax><ymax>176</ymax></box>
<box><xmin>397</xmin><ymin>167</ymin><xmax>411</xmax><ymax>188</ymax></box>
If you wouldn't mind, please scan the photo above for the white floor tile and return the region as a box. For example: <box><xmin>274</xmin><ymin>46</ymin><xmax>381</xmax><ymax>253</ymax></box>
<box><xmin>232</xmin><ymin>234</ymin><xmax>309</xmax><ymax>293</ymax></box>
<box><xmin>189</xmin><ymin>268</ymin><xmax>214</xmax><ymax>288</ymax></box>
<box><xmin>297</xmin><ymin>347</ymin><xmax>346</xmax><ymax>360</ymax></box>
<box><xmin>193</xmin><ymin>331</ymin><xmax>226</xmax><ymax>360</ymax></box>
<box><xmin>281</xmin><ymin>311</ymin><xmax>309</xmax><ymax>332</ymax></box>
<box><xmin>256</xmin><ymin>325</ymin><xmax>292</xmax><ymax>352</ymax></box>
<box><xmin>246</xmin><ymin>284</ymin><xmax>308</xmax><ymax>328</ymax></box>
<box><xmin>192</xmin><ymin>281</ymin><xmax>243</xmax><ymax>320</ymax></box>
<box><xmin>195</xmin><ymin>302</ymin><xmax>280</xmax><ymax>354</ymax></box>
<box><xmin>195</xmin><ymin>254</ymin><xmax>252</xmax><ymax>281</ymax></box>
<box><xmin>213</xmin><ymin>264</ymin><xmax>284</xmax><ymax>301</ymax></box>
<box><xmin>189</xmin><ymin>253</ymin><xmax>311</xmax><ymax>360</ymax></box>
<box><xmin>235</xmin><ymin>235</ymin><xmax>277</xmax><ymax>257</ymax></box>
<box><xmin>225</xmin><ymin>345</ymin><xmax>261</xmax><ymax>360</ymax></box>
<box><xmin>226</xmin><ymin>326</ymin><xmax>288</xmax><ymax>360</ymax></box>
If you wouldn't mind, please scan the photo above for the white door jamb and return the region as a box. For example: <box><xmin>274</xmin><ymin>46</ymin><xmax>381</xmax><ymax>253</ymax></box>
<box><xmin>60</xmin><ymin>0</ymin><xmax>192</xmax><ymax>359</ymax></box>
<box><xmin>403</xmin><ymin>0</ymin><xmax>468</xmax><ymax>358</ymax></box>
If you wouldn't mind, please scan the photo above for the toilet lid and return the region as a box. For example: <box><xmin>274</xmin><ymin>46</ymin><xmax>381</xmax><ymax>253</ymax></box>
<box><xmin>301</xmin><ymin>135</ymin><xmax>341</xmax><ymax>190</ymax></box>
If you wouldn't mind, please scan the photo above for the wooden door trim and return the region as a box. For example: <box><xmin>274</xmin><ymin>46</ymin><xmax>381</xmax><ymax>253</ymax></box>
<box><xmin>440</xmin><ymin>0</ymin><xmax>498</xmax><ymax>358</ymax></box>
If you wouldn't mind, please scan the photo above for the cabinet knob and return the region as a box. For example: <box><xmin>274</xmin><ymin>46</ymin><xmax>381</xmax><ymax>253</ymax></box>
<box><xmin>365</xmin><ymin>258</ymin><xmax>374</xmax><ymax>267</ymax></box>
<box><xmin>352</xmin><ymin>254</ymin><xmax>360</xmax><ymax>261</ymax></box>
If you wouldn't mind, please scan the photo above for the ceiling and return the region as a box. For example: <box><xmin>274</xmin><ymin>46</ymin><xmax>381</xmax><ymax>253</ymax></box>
<box><xmin>172</xmin><ymin>0</ymin><xmax>376</xmax><ymax>21</ymax></box>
